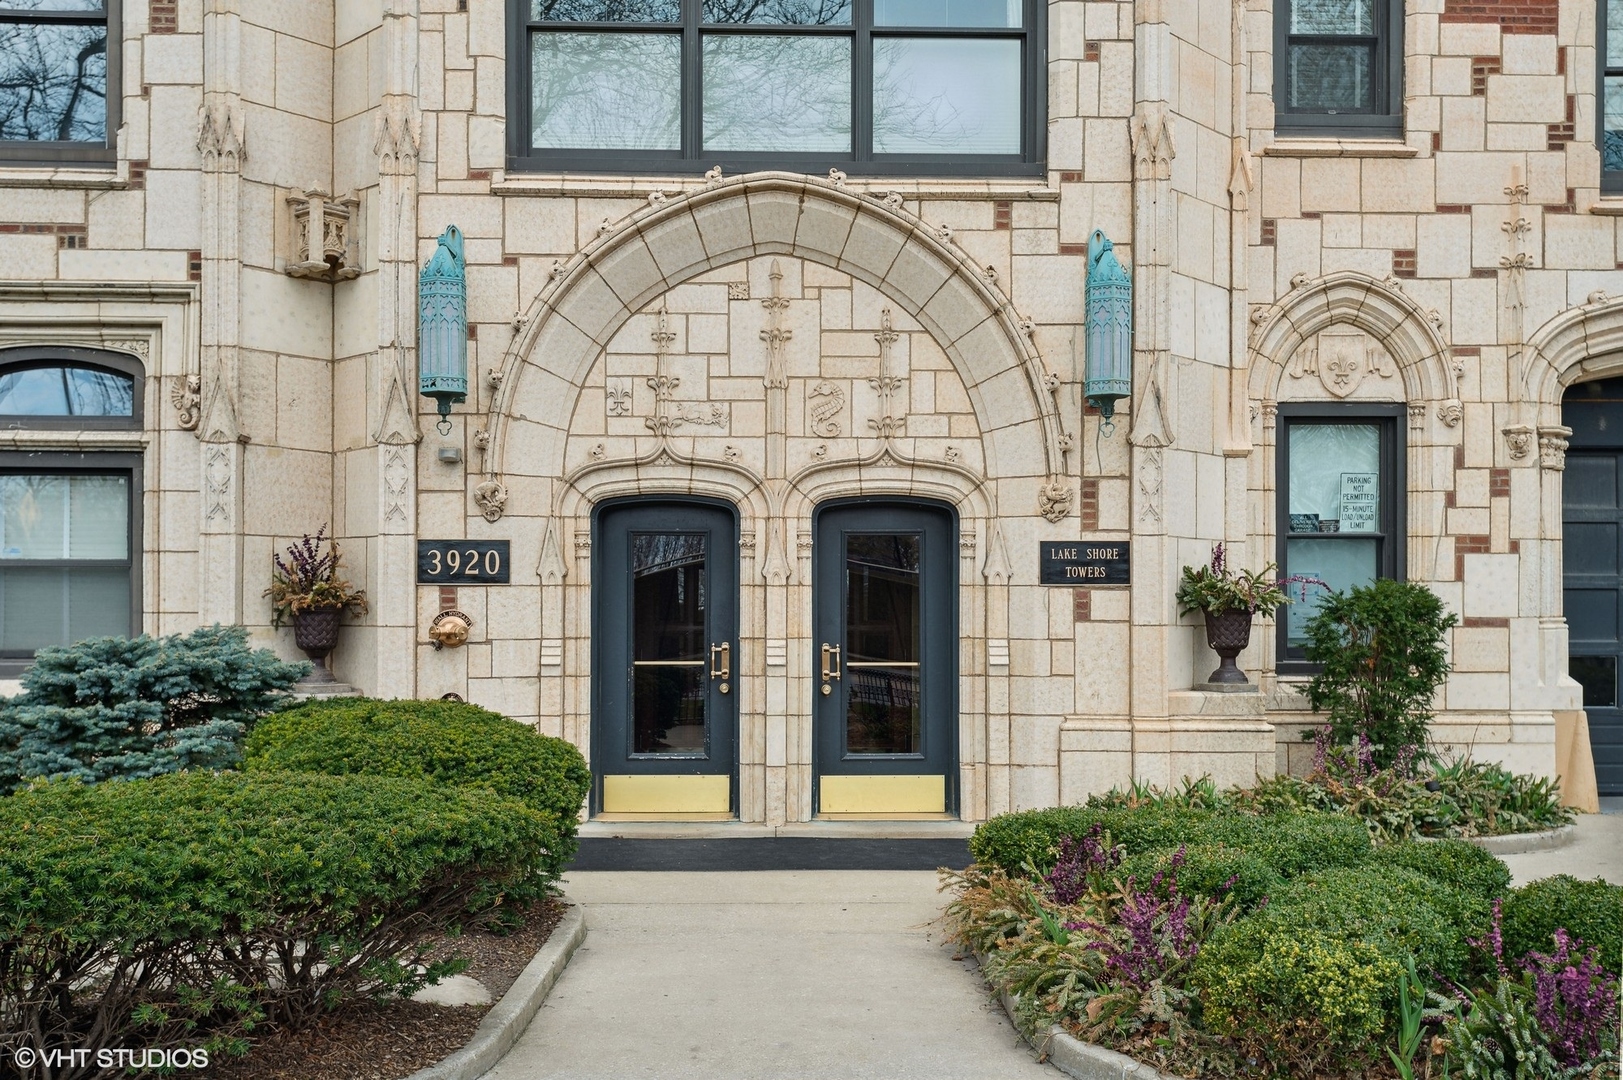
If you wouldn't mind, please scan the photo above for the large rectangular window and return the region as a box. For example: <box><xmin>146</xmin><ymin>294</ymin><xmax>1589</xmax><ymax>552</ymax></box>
<box><xmin>0</xmin><ymin>0</ymin><xmax>118</xmax><ymax>166</ymax></box>
<box><xmin>0</xmin><ymin>464</ymin><xmax>138</xmax><ymax>670</ymax></box>
<box><xmin>508</xmin><ymin>0</ymin><xmax>1042</xmax><ymax>174</ymax></box>
<box><xmin>1602</xmin><ymin>1</ymin><xmax>1623</xmax><ymax>192</ymax></box>
<box><xmin>1276</xmin><ymin>404</ymin><xmax>1405</xmax><ymax>669</ymax></box>
<box><xmin>1273</xmin><ymin>0</ymin><xmax>1402</xmax><ymax>137</ymax></box>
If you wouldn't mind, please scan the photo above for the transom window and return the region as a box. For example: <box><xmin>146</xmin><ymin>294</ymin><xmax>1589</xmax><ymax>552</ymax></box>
<box><xmin>0</xmin><ymin>347</ymin><xmax>141</xmax><ymax>672</ymax></box>
<box><xmin>1275</xmin><ymin>404</ymin><xmax>1406</xmax><ymax>670</ymax></box>
<box><xmin>1273</xmin><ymin>0</ymin><xmax>1402</xmax><ymax>137</ymax></box>
<box><xmin>0</xmin><ymin>0</ymin><xmax>119</xmax><ymax>166</ymax></box>
<box><xmin>507</xmin><ymin>0</ymin><xmax>1043</xmax><ymax>174</ymax></box>
<box><xmin>1602</xmin><ymin>1</ymin><xmax>1623</xmax><ymax>191</ymax></box>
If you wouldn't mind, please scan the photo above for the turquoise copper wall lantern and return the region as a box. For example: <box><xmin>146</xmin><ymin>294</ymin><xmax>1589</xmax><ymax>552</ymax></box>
<box><xmin>419</xmin><ymin>225</ymin><xmax>468</xmax><ymax>436</ymax></box>
<box><xmin>1083</xmin><ymin>228</ymin><xmax>1132</xmax><ymax>435</ymax></box>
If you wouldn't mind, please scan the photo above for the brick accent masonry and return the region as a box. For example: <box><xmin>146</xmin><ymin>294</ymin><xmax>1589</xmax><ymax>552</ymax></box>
<box><xmin>1471</xmin><ymin>56</ymin><xmax>1501</xmax><ymax>95</ymax></box>
<box><xmin>1489</xmin><ymin>468</ymin><xmax>1511</xmax><ymax>498</ymax></box>
<box><xmin>1393</xmin><ymin>249</ymin><xmax>1418</xmax><ymax>278</ymax></box>
<box><xmin>993</xmin><ymin>201</ymin><xmax>1011</xmax><ymax>230</ymax></box>
<box><xmin>1444</xmin><ymin>0</ymin><xmax>1558</xmax><ymax>33</ymax></box>
<box><xmin>188</xmin><ymin>251</ymin><xmax>202</xmax><ymax>281</ymax></box>
<box><xmin>1080</xmin><ymin>478</ymin><xmax>1099</xmax><ymax>531</ymax></box>
<box><xmin>1074</xmin><ymin>589</ymin><xmax>1091</xmax><ymax>622</ymax></box>
<box><xmin>150</xmin><ymin>0</ymin><xmax>178</xmax><ymax>33</ymax></box>
<box><xmin>0</xmin><ymin>223</ymin><xmax>88</xmax><ymax>249</ymax></box>
<box><xmin>1455</xmin><ymin>534</ymin><xmax>1492</xmax><ymax>581</ymax></box>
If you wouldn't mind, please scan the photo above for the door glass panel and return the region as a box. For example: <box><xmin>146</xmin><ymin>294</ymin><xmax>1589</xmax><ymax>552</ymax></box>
<box><xmin>1571</xmin><ymin>656</ymin><xmax>1618</xmax><ymax>708</ymax></box>
<box><xmin>845</xmin><ymin>533</ymin><xmax>921</xmax><ymax>754</ymax></box>
<box><xmin>631</xmin><ymin>532</ymin><xmax>707</xmax><ymax>756</ymax></box>
<box><xmin>1566</xmin><ymin>455</ymin><xmax>1619</xmax><ymax>508</ymax></box>
<box><xmin>1566</xmin><ymin>522</ymin><xmax>1620</xmax><ymax>577</ymax></box>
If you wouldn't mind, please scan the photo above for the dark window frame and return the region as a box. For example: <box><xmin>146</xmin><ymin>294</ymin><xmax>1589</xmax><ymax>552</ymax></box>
<box><xmin>1600</xmin><ymin>2</ymin><xmax>1623</xmax><ymax>193</ymax></box>
<box><xmin>1272</xmin><ymin>0</ymin><xmax>1403</xmax><ymax>138</ymax></box>
<box><xmin>1274</xmin><ymin>402</ymin><xmax>1407</xmax><ymax>674</ymax></box>
<box><xmin>0</xmin><ymin>345</ymin><xmax>143</xmax><ymax>431</ymax></box>
<box><xmin>0</xmin><ymin>0</ymin><xmax>121</xmax><ymax>167</ymax></box>
<box><xmin>506</xmin><ymin>0</ymin><xmax>1046</xmax><ymax>176</ymax></box>
<box><xmin>0</xmin><ymin>451</ymin><xmax>143</xmax><ymax>676</ymax></box>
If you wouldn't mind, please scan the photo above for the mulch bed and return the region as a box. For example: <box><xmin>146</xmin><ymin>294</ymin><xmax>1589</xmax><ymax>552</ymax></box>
<box><xmin>207</xmin><ymin>899</ymin><xmax>567</xmax><ymax>1080</ymax></box>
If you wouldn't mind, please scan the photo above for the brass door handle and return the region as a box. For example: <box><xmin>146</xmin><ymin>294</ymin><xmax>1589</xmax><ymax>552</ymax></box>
<box><xmin>710</xmin><ymin>642</ymin><xmax>731</xmax><ymax>694</ymax></box>
<box><xmin>820</xmin><ymin>643</ymin><xmax>841</xmax><ymax>694</ymax></box>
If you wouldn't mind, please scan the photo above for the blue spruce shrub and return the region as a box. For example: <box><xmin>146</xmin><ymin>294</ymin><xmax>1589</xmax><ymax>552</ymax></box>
<box><xmin>0</xmin><ymin>625</ymin><xmax>307</xmax><ymax>792</ymax></box>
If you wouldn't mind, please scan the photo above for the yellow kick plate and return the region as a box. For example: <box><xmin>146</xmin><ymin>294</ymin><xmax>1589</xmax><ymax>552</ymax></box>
<box><xmin>819</xmin><ymin>774</ymin><xmax>946</xmax><ymax>815</ymax></box>
<box><xmin>603</xmin><ymin>774</ymin><xmax>731</xmax><ymax>814</ymax></box>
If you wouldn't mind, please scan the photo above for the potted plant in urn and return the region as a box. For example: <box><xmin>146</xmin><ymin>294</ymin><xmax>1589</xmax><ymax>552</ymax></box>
<box><xmin>266</xmin><ymin>525</ymin><xmax>368</xmax><ymax>684</ymax></box>
<box><xmin>1175</xmin><ymin>543</ymin><xmax>1311</xmax><ymax>687</ymax></box>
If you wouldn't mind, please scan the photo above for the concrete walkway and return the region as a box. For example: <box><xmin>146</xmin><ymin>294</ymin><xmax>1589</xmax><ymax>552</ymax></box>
<box><xmin>1500</xmin><ymin>803</ymin><xmax>1623</xmax><ymax>886</ymax></box>
<box><xmin>484</xmin><ymin>871</ymin><xmax>1055</xmax><ymax>1080</ymax></box>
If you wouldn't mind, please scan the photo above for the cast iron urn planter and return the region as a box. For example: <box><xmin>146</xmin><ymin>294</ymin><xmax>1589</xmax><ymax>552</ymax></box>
<box><xmin>292</xmin><ymin>607</ymin><xmax>342</xmax><ymax>682</ymax></box>
<box><xmin>1203</xmin><ymin>607</ymin><xmax>1254</xmax><ymax>685</ymax></box>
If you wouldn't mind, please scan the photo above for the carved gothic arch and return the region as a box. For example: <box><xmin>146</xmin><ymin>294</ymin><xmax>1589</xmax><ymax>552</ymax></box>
<box><xmin>1248</xmin><ymin>271</ymin><xmax>1454</xmax><ymax>404</ymax></box>
<box><xmin>1524</xmin><ymin>293</ymin><xmax>1623</xmax><ymax>422</ymax></box>
<box><xmin>485</xmin><ymin>172</ymin><xmax>1063</xmax><ymax>494</ymax></box>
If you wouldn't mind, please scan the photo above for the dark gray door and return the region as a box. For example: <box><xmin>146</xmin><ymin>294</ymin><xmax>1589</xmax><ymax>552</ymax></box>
<box><xmin>1564</xmin><ymin>378</ymin><xmax>1623</xmax><ymax>794</ymax></box>
<box><xmin>1563</xmin><ymin>453</ymin><xmax>1623</xmax><ymax>795</ymax></box>
<box><xmin>813</xmin><ymin>501</ymin><xmax>956</xmax><ymax>815</ymax></box>
<box><xmin>593</xmin><ymin>501</ymin><xmax>737</xmax><ymax>814</ymax></box>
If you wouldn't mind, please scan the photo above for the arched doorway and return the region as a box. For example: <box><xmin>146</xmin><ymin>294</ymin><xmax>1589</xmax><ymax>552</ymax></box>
<box><xmin>1562</xmin><ymin>376</ymin><xmax>1623</xmax><ymax>795</ymax></box>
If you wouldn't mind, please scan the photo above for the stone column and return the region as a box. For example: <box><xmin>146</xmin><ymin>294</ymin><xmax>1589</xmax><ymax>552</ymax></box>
<box><xmin>196</xmin><ymin>0</ymin><xmax>246</xmax><ymax>628</ymax></box>
<box><xmin>367</xmin><ymin>0</ymin><xmax>423</xmax><ymax>698</ymax></box>
<box><xmin>1129</xmin><ymin>0</ymin><xmax>1174</xmax><ymax>725</ymax></box>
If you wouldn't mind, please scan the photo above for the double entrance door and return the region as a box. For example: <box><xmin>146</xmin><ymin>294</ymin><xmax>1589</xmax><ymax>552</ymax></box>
<box><xmin>593</xmin><ymin>499</ymin><xmax>956</xmax><ymax>817</ymax></box>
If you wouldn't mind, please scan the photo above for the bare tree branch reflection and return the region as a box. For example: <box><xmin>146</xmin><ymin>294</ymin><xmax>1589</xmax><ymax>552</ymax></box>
<box><xmin>0</xmin><ymin>20</ymin><xmax>106</xmax><ymax>142</ymax></box>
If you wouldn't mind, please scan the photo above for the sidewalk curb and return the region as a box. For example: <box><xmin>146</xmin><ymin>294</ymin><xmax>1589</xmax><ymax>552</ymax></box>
<box><xmin>985</xmin><ymin>960</ymin><xmax>1176</xmax><ymax>1080</ymax></box>
<box><xmin>404</xmin><ymin>904</ymin><xmax>587</xmax><ymax>1080</ymax></box>
<box><xmin>1460</xmin><ymin>824</ymin><xmax>1575</xmax><ymax>855</ymax></box>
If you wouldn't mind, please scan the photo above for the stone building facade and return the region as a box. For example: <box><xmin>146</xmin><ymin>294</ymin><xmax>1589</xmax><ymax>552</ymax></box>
<box><xmin>0</xmin><ymin>0</ymin><xmax>1618</xmax><ymax>820</ymax></box>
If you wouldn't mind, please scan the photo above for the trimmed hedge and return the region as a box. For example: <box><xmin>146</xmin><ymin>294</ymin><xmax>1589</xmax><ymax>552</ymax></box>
<box><xmin>244</xmin><ymin>697</ymin><xmax>591</xmax><ymax>882</ymax></box>
<box><xmin>1193</xmin><ymin>863</ymin><xmax>1488</xmax><ymax>1070</ymax></box>
<box><xmin>1500</xmin><ymin>875</ymin><xmax>1623</xmax><ymax>976</ymax></box>
<box><xmin>1119</xmin><ymin>843</ymin><xmax>1280</xmax><ymax>910</ymax></box>
<box><xmin>0</xmin><ymin>771</ymin><xmax>554</xmax><ymax>1076</ymax></box>
<box><xmin>1257</xmin><ymin>864</ymin><xmax>1488</xmax><ymax>981</ymax></box>
<box><xmin>1367</xmin><ymin>839</ymin><xmax>1512</xmax><ymax>904</ymax></box>
<box><xmin>969</xmin><ymin>804</ymin><xmax>1370</xmax><ymax>882</ymax></box>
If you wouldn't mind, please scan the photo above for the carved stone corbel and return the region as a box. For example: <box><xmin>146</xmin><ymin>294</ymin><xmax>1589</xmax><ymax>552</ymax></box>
<box><xmin>1538</xmin><ymin>425</ymin><xmax>1572</xmax><ymax>471</ymax></box>
<box><xmin>473</xmin><ymin>479</ymin><xmax>508</xmax><ymax>523</ymax></box>
<box><xmin>1503</xmin><ymin>424</ymin><xmax>1535</xmax><ymax>461</ymax></box>
<box><xmin>1038</xmin><ymin>479</ymin><xmax>1074</xmax><ymax>523</ymax></box>
<box><xmin>285</xmin><ymin>188</ymin><xmax>362</xmax><ymax>282</ymax></box>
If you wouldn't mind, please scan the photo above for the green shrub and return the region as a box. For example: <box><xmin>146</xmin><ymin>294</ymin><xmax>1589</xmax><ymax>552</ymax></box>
<box><xmin>1194</xmin><ymin>920</ymin><xmax>1402</xmax><ymax>1072</ymax></box>
<box><xmin>0</xmin><ymin>625</ymin><xmax>307</xmax><ymax>793</ymax></box>
<box><xmin>1264</xmin><ymin>864</ymin><xmax>1487</xmax><ymax>981</ymax></box>
<box><xmin>1119</xmin><ymin>843</ymin><xmax>1280</xmax><ymax>909</ymax></box>
<box><xmin>1193</xmin><ymin>863</ymin><xmax>1486</xmax><ymax>1073</ymax></box>
<box><xmin>1501</xmin><ymin>875</ymin><xmax>1623</xmax><ymax>976</ymax></box>
<box><xmin>1300</xmin><ymin>578</ymin><xmax>1458</xmax><ymax>767</ymax></box>
<box><xmin>1193</xmin><ymin>811</ymin><xmax>1372</xmax><ymax>877</ymax></box>
<box><xmin>1368</xmin><ymin>839</ymin><xmax>1512</xmax><ymax>903</ymax></box>
<box><xmin>969</xmin><ymin>803</ymin><xmax>1369</xmax><ymax>881</ymax></box>
<box><xmin>969</xmin><ymin>805</ymin><xmax>1214</xmax><ymax>873</ymax></box>
<box><xmin>0</xmin><ymin>771</ymin><xmax>553</xmax><ymax>1077</ymax></box>
<box><xmin>1431</xmin><ymin>758</ymin><xmax>1575</xmax><ymax>837</ymax></box>
<box><xmin>244</xmin><ymin>697</ymin><xmax>591</xmax><ymax>883</ymax></box>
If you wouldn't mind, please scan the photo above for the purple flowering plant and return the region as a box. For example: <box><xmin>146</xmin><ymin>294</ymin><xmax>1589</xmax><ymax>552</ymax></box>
<box><xmin>1175</xmin><ymin>542</ymin><xmax>1326</xmax><ymax>617</ymax></box>
<box><xmin>265</xmin><ymin>524</ymin><xmax>369</xmax><ymax>627</ymax></box>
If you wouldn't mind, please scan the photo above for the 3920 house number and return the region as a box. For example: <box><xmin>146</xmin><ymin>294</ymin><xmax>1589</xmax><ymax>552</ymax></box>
<box><xmin>417</xmin><ymin>540</ymin><xmax>511</xmax><ymax>584</ymax></box>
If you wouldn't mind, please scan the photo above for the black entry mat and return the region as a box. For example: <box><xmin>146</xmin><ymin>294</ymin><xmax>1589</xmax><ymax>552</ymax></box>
<box><xmin>567</xmin><ymin>837</ymin><xmax>973</xmax><ymax>872</ymax></box>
